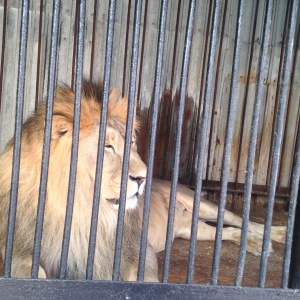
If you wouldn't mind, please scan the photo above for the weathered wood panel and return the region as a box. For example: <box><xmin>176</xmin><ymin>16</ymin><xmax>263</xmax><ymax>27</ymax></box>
<box><xmin>0</xmin><ymin>0</ymin><xmax>299</xmax><ymax>196</ymax></box>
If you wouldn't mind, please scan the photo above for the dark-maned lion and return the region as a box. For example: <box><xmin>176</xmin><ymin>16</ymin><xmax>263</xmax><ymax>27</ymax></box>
<box><xmin>0</xmin><ymin>81</ymin><xmax>158</xmax><ymax>281</ymax></box>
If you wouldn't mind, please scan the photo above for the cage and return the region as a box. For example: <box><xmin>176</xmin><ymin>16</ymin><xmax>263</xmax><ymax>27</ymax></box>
<box><xmin>0</xmin><ymin>0</ymin><xmax>299</xmax><ymax>298</ymax></box>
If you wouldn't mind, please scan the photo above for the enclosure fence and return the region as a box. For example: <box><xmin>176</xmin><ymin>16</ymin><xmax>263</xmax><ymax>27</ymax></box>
<box><xmin>0</xmin><ymin>0</ymin><xmax>300</xmax><ymax>299</ymax></box>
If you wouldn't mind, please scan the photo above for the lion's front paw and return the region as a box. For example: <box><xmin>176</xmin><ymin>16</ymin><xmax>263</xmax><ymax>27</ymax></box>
<box><xmin>246</xmin><ymin>232</ymin><xmax>273</xmax><ymax>256</ymax></box>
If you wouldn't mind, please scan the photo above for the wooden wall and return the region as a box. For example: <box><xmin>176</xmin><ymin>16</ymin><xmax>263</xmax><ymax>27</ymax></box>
<box><xmin>0</xmin><ymin>0</ymin><xmax>299</xmax><ymax>197</ymax></box>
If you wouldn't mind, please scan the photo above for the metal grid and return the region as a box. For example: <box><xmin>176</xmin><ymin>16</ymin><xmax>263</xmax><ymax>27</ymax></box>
<box><xmin>0</xmin><ymin>0</ymin><xmax>299</xmax><ymax>298</ymax></box>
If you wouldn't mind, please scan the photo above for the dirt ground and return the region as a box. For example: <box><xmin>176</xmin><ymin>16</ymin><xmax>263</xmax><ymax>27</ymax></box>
<box><xmin>157</xmin><ymin>210</ymin><xmax>288</xmax><ymax>287</ymax></box>
<box><xmin>0</xmin><ymin>211</ymin><xmax>288</xmax><ymax>287</ymax></box>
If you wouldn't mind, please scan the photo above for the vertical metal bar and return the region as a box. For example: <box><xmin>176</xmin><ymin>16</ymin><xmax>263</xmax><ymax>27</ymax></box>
<box><xmin>211</xmin><ymin>0</ymin><xmax>245</xmax><ymax>285</ymax></box>
<box><xmin>186</xmin><ymin>0</ymin><xmax>222</xmax><ymax>284</ymax></box>
<box><xmin>288</xmin><ymin>180</ymin><xmax>300</xmax><ymax>289</ymax></box>
<box><xmin>0</xmin><ymin>0</ymin><xmax>8</xmax><ymax>110</ymax></box>
<box><xmin>235</xmin><ymin>0</ymin><xmax>274</xmax><ymax>286</ymax></box>
<box><xmin>34</xmin><ymin>0</ymin><xmax>44</xmax><ymax>110</ymax></box>
<box><xmin>3</xmin><ymin>0</ymin><xmax>30</xmax><ymax>278</ymax></box>
<box><xmin>121</xmin><ymin>0</ymin><xmax>132</xmax><ymax>96</ymax></box>
<box><xmin>31</xmin><ymin>0</ymin><xmax>61</xmax><ymax>279</ymax></box>
<box><xmin>282</xmin><ymin>117</ymin><xmax>300</xmax><ymax>288</ymax></box>
<box><xmin>137</xmin><ymin>0</ymin><xmax>169</xmax><ymax>282</ymax></box>
<box><xmin>205</xmin><ymin>0</ymin><xmax>227</xmax><ymax>182</ymax></box>
<box><xmin>59</xmin><ymin>0</ymin><xmax>86</xmax><ymax>279</ymax></box>
<box><xmin>89</xmin><ymin>0</ymin><xmax>98</xmax><ymax>80</ymax></box>
<box><xmin>258</xmin><ymin>0</ymin><xmax>298</xmax><ymax>288</ymax></box>
<box><xmin>86</xmin><ymin>0</ymin><xmax>116</xmax><ymax>280</ymax></box>
<box><xmin>112</xmin><ymin>0</ymin><xmax>142</xmax><ymax>281</ymax></box>
<box><xmin>162</xmin><ymin>0</ymin><xmax>196</xmax><ymax>283</ymax></box>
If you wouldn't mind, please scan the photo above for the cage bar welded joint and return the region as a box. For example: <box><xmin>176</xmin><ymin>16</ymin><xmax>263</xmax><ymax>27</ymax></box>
<box><xmin>0</xmin><ymin>0</ymin><xmax>300</xmax><ymax>299</ymax></box>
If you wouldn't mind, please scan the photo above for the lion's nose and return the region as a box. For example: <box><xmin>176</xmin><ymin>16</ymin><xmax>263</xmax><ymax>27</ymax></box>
<box><xmin>129</xmin><ymin>175</ymin><xmax>146</xmax><ymax>187</ymax></box>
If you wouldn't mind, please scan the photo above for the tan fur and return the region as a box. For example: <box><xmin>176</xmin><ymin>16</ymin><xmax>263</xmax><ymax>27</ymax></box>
<box><xmin>140</xmin><ymin>179</ymin><xmax>286</xmax><ymax>256</ymax></box>
<box><xmin>0</xmin><ymin>81</ymin><xmax>158</xmax><ymax>281</ymax></box>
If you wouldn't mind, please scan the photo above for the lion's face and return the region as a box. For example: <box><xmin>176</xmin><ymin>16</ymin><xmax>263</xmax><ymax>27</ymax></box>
<box><xmin>48</xmin><ymin>83</ymin><xmax>147</xmax><ymax>211</ymax></box>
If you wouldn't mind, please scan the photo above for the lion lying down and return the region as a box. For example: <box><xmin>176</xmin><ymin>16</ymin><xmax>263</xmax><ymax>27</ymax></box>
<box><xmin>0</xmin><ymin>81</ymin><xmax>286</xmax><ymax>280</ymax></box>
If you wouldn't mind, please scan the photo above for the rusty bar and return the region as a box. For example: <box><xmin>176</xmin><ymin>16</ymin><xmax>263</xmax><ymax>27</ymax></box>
<box><xmin>258</xmin><ymin>0</ymin><xmax>298</xmax><ymax>287</ymax></box>
<box><xmin>186</xmin><ymin>0</ymin><xmax>222</xmax><ymax>284</ymax></box>
<box><xmin>211</xmin><ymin>0</ymin><xmax>245</xmax><ymax>285</ymax></box>
<box><xmin>235</xmin><ymin>0</ymin><xmax>274</xmax><ymax>286</ymax></box>
<box><xmin>3</xmin><ymin>0</ymin><xmax>30</xmax><ymax>278</ymax></box>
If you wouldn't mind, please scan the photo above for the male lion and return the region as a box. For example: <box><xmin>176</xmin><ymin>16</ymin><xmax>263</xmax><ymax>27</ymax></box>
<box><xmin>0</xmin><ymin>81</ymin><xmax>158</xmax><ymax>281</ymax></box>
<box><xmin>139</xmin><ymin>179</ymin><xmax>286</xmax><ymax>256</ymax></box>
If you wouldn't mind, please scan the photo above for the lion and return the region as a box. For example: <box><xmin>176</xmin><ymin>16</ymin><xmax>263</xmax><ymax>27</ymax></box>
<box><xmin>139</xmin><ymin>178</ymin><xmax>287</xmax><ymax>256</ymax></box>
<box><xmin>0</xmin><ymin>81</ymin><xmax>158</xmax><ymax>281</ymax></box>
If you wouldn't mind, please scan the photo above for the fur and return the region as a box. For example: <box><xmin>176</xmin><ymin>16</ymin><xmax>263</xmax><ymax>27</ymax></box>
<box><xmin>0</xmin><ymin>81</ymin><xmax>158</xmax><ymax>281</ymax></box>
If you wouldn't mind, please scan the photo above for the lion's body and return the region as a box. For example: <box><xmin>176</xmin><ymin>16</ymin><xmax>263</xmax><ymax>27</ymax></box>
<box><xmin>140</xmin><ymin>178</ymin><xmax>286</xmax><ymax>256</ymax></box>
<box><xmin>0</xmin><ymin>82</ymin><xmax>158</xmax><ymax>281</ymax></box>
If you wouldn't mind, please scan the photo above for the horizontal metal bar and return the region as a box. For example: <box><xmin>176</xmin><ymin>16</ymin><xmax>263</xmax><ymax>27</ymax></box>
<box><xmin>3</xmin><ymin>0</ymin><xmax>30</xmax><ymax>278</ymax></box>
<box><xmin>0</xmin><ymin>279</ymin><xmax>299</xmax><ymax>300</ymax></box>
<box><xmin>199</xmin><ymin>180</ymin><xmax>290</xmax><ymax>198</ymax></box>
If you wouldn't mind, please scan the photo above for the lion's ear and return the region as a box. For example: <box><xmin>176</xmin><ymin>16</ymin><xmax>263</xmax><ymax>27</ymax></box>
<box><xmin>51</xmin><ymin>115</ymin><xmax>73</xmax><ymax>140</ymax></box>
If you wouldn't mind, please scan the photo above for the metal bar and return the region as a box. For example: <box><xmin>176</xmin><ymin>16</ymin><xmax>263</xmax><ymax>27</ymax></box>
<box><xmin>234</xmin><ymin>0</ymin><xmax>259</xmax><ymax>189</ymax></box>
<box><xmin>282</xmin><ymin>106</ymin><xmax>300</xmax><ymax>288</ymax></box>
<box><xmin>288</xmin><ymin>181</ymin><xmax>300</xmax><ymax>289</ymax></box>
<box><xmin>235</xmin><ymin>0</ymin><xmax>274</xmax><ymax>286</ymax></box>
<box><xmin>112</xmin><ymin>0</ymin><xmax>142</xmax><ymax>281</ymax></box>
<box><xmin>258</xmin><ymin>0</ymin><xmax>298</xmax><ymax>288</ymax></box>
<box><xmin>0</xmin><ymin>278</ymin><xmax>300</xmax><ymax>300</ymax></box>
<box><xmin>190</xmin><ymin>0</ymin><xmax>213</xmax><ymax>186</ymax></box>
<box><xmin>59</xmin><ymin>0</ymin><xmax>86</xmax><ymax>279</ymax></box>
<box><xmin>86</xmin><ymin>0</ymin><xmax>116</xmax><ymax>280</ymax></box>
<box><xmin>3</xmin><ymin>0</ymin><xmax>30</xmax><ymax>278</ymax></box>
<box><xmin>186</xmin><ymin>0</ymin><xmax>222</xmax><ymax>284</ymax></box>
<box><xmin>34</xmin><ymin>0</ymin><xmax>44</xmax><ymax>110</ymax></box>
<box><xmin>121</xmin><ymin>0</ymin><xmax>132</xmax><ymax>96</ymax></box>
<box><xmin>89</xmin><ymin>0</ymin><xmax>98</xmax><ymax>80</ymax></box>
<box><xmin>161</xmin><ymin>0</ymin><xmax>181</xmax><ymax>179</ymax></box>
<box><xmin>137</xmin><ymin>0</ymin><xmax>169</xmax><ymax>282</ymax></box>
<box><xmin>31</xmin><ymin>0</ymin><xmax>61</xmax><ymax>279</ymax></box>
<box><xmin>205</xmin><ymin>0</ymin><xmax>227</xmax><ymax>182</ymax></box>
<box><xmin>0</xmin><ymin>0</ymin><xmax>8</xmax><ymax>111</ymax></box>
<box><xmin>211</xmin><ymin>0</ymin><xmax>245</xmax><ymax>285</ymax></box>
<box><xmin>162</xmin><ymin>0</ymin><xmax>196</xmax><ymax>283</ymax></box>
